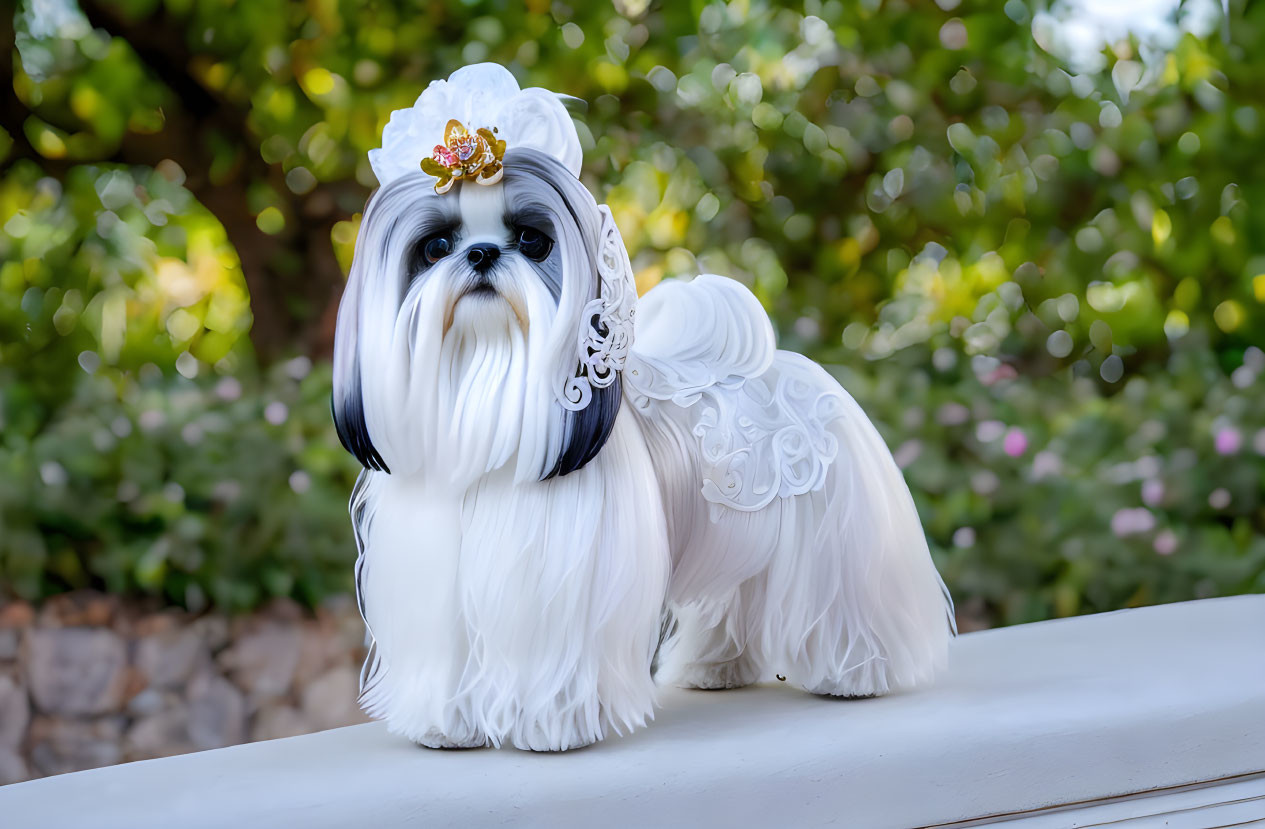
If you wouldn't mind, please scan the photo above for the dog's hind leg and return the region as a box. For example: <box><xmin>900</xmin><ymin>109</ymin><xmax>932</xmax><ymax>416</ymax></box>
<box><xmin>756</xmin><ymin>413</ymin><xmax>955</xmax><ymax>699</ymax></box>
<box><xmin>659</xmin><ymin>581</ymin><xmax>766</xmax><ymax>691</ymax></box>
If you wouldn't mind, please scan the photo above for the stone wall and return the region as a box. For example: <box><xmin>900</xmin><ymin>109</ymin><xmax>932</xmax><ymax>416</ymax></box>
<box><xmin>0</xmin><ymin>591</ymin><xmax>369</xmax><ymax>785</ymax></box>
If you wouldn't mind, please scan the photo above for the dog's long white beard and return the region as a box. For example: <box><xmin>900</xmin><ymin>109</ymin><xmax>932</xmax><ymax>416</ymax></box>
<box><xmin>433</xmin><ymin>299</ymin><xmax>526</xmax><ymax>484</ymax></box>
<box><xmin>379</xmin><ymin>266</ymin><xmax>544</xmax><ymax>485</ymax></box>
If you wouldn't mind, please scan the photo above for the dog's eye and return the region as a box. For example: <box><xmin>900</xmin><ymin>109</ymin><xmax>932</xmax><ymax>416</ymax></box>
<box><xmin>516</xmin><ymin>227</ymin><xmax>553</xmax><ymax>262</ymax></box>
<box><xmin>421</xmin><ymin>233</ymin><xmax>454</xmax><ymax>264</ymax></box>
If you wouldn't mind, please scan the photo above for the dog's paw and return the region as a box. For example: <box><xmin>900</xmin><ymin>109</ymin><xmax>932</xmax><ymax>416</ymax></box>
<box><xmin>511</xmin><ymin>717</ymin><xmax>601</xmax><ymax>752</ymax></box>
<box><xmin>414</xmin><ymin>726</ymin><xmax>488</xmax><ymax>750</ymax></box>
<box><xmin>674</xmin><ymin>656</ymin><xmax>759</xmax><ymax>691</ymax></box>
<box><xmin>810</xmin><ymin>687</ymin><xmax>880</xmax><ymax>700</ymax></box>
<box><xmin>802</xmin><ymin>674</ymin><xmax>888</xmax><ymax>699</ymax></box>
<box><xmin>519</xmin><ymin>735</ymin><xmax>599</xmax><ymax>752</ymax></box>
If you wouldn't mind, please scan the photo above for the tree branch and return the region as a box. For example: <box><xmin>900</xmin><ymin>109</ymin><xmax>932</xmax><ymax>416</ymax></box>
<box><xmin>7</xmin><ymin>0</ymin><xmax>366</xmax><ymax>360</ymax></box>
<box><xmin>0</xmin><ymin>10</ymin><xmax>42</xmax><ymax>170</ymax></box>
<box><xmin>75</xmin><ymin>0</ymin><xmax>269</xmax><ymax>172</ymax></box>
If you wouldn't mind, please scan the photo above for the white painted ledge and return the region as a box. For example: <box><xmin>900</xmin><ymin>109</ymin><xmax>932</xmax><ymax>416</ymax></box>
<box><xmin>3</xmin><ymin>595</ymin><xmax>1263</xmax><ymax>828</ymax></box>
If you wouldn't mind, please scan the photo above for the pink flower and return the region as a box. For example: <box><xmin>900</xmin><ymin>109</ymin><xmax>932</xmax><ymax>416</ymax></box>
<box><xmin>982</xmin><ymin>363</ymin><xmax>1018</xmax><ymax>386</ymax></box>
<box><xmin>1111</xmin><ymin>507</ymin><xmax>1155</xmax><ymax>537</ymax></box>
<box><xmin>432</xmin><ymin>144</ymin><xmax>457</xmax><ymax>168</ymax></box>
<box><xmin>893</xmin><ymin>439</ymin><xmax>922</xmax><ymax>469</ymax></box>
<box><xmin>1153</xmin><ymin>529</ymin><xmax>1178</xmax><ymax>556</ymax></box>
<box><xmin>451</xmin><ymin>133</ymin><xmax>477</xmax><ymax>161</ymax></box>
<box><xmin>1141</xmin><ymin>479</ymin><xmax>1164</xmax><ymax>507</ymax></box>
<box><xmin>1003</xmin><ymin>427</ymin><xmax>1028</xmax><ymax>457</ymax></box>
<box><xmin>1215</xmin><ymin>427</ymin><xmax>1242</xmax><ymax>455</ymax></box>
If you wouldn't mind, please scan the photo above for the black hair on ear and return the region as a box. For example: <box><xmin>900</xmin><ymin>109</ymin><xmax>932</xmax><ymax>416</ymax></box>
<box><xmin>542</xmin><ymin>376</ymin><xmax>622</xmax><ymax>480</ymax></box>
<box><xmin>332</xmin><ymin>363</ymin><xmax>390</xmax><ymax>473</ymax></box>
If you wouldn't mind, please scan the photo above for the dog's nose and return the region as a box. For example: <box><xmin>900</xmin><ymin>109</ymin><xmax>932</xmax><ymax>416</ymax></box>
<box><xmin>466</xmin><ymin>243</ymin><xmax>500</xmax><ymax>273</ymax></box>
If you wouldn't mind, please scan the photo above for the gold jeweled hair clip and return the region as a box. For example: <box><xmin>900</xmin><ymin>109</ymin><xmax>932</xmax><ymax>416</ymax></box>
<box><xmin>420</xmin><ymin>119</ymin><xmax>507</xmax><ymax>194</ymax></box>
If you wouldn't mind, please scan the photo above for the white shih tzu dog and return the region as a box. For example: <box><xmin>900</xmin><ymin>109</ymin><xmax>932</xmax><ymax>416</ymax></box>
<box><xmin>333</xmin><ymin>64</ymin><xmax>954</xmax><ymax>752</ymax></box>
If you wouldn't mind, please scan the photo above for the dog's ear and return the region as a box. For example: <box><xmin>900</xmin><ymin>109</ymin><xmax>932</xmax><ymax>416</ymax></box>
<box><xmin>332</xmin><ymin>360</ymin><xmax>389</xmax><ymax>473</ymax></box>
<box><xmin>542</xmin><ymin>206</ymin><xmax>637</xmax><ymax>480</ymax></box>
<box><xmin>544</xmin><ymin>373</ymin><xmax>622</xmax><ymax>479</ymax></box>
<box><xmin>332</xmin><ymin>237</ymin><xmax>390</xmax><ymax>473</ymax></box>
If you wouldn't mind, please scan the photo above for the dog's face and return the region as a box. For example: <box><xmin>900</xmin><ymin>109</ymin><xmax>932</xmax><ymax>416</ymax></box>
<box><xmin>333</xmin><ymin>148</ymin><xmax>633</xmax><ymax>485</ymax></box>
<box><xmin>414</xmin><ymin>180</ymin><xmax>556</xmax><ymax>338</ymax></box>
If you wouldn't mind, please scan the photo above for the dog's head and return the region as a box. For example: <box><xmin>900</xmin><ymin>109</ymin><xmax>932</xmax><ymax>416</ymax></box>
<box><xmin>332</xmin><ymin>65</ymin><xmax>636</xmax><ymax>485</ymax></box>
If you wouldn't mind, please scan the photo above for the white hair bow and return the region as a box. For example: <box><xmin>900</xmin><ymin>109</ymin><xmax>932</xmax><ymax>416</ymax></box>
<box><xmin>368</xmin><ymin>63</ymin><xmax>583</xmax><ymax>189</ymax></box>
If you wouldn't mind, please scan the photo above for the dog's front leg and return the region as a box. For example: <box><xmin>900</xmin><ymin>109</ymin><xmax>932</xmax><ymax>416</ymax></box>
<box><xmin>356</xmin><ymin>476</ymin><xmax>489</xmax><ymax>749</ymax></box>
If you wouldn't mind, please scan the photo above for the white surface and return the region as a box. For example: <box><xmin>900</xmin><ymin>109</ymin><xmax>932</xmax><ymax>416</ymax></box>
<box><xmin>955</xmin><ymin>773</ymin><xmax>1265</xmax><ymax>827</ymax></box>
<box><xmin>3</xmin><ymin>595</ymin><xmax>1263</xmax><ymax>829</ymax></box>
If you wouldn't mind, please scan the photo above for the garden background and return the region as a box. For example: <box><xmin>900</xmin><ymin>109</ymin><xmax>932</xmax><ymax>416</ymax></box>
<box><xmin>1</xmin><ymin>0</ymin><xmax>1264</xmax><ymax>778</ymax></box>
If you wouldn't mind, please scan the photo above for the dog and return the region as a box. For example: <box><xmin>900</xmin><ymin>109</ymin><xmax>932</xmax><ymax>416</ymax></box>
<box><xmin>332</xmin><ymin>63</ymin><xmax>954</xmax><ymax>752</ymax></box>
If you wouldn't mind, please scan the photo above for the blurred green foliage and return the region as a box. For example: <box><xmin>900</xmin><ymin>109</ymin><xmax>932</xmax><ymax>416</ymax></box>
<box><xmin>0</xmin><ymin>359</ymin><xmax>356</xmax><ymax>610</ymax></box>
<box><xmin>2</xmin><ymin>0</ymin><xmax>1264</xmax><ymax>621</ymax></box>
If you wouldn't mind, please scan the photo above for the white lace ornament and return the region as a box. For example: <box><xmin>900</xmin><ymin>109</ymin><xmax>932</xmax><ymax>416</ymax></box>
<box><xmin>559</xmin><ymin>207</ymin><xmax>637</xmax><ymax>411</ymax></box>
<box><xmin>622</xmin><ymin>274</ymin><xmax>843</xmax><ymax>514</ymax></box>
<box><xmin>691</xmin><ymin>368</ymin><xmax>844</xmax><ymax>514</ymax></box>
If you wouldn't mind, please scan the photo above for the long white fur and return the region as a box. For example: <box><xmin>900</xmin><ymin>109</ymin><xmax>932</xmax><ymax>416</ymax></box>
<box><xmin>335</xmin><ymin>152</ymin><xmax>953</xmax><ymax>753</ymax></box>
<box><xmin>627</xmin><ymin>276</ymin><xmax>954</xmax><ymax>696</ymax></box>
